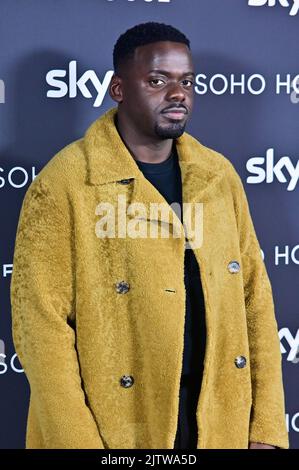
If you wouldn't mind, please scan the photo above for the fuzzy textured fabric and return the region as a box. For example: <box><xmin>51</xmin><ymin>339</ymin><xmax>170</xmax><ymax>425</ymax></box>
<box><xmin>10</xmin><ymin>107</ymin><xmax>289</xmax><ymax>449</ymax></box>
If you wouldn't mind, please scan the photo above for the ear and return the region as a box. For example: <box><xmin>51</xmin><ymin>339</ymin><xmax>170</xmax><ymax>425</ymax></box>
<box><xmin>109</xmin><ymin>73</ymin><xmax>123</xmax><ymax>104</ymax></box>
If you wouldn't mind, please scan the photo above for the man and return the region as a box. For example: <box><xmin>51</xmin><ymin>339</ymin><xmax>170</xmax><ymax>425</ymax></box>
<box><xmin>10</xmin><ymin>22</ymin><xmax>289</xmax><ymax>449</ymax></box>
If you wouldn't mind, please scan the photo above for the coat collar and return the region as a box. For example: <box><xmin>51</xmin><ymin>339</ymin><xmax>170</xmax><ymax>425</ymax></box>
<box><xmin>84</xmin><ymin>107</ymin><xmax>225</xmax><ymax>232</ymax></box>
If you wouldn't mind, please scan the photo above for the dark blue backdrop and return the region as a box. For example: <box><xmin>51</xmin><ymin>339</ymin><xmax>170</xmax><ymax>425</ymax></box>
<box><xmin>0</xmin><ymin>0</ymin><xmax>298</xmax><ymax>449</ymax></box>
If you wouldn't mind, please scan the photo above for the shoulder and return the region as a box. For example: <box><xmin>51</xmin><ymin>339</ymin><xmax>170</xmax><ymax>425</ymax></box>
<box><xmin>22</xmin><ymin>136</ymin><xmax>88</xmax><ymax>216</ymax></box>
<box><xmin>32</xmin><ymin>137</ymin><xmax>86</xmax><ymax>189</ymax></box>
<box><xmin>26</xmin><ymin>111</ymin><xmax>108</xmax><ymax>198</ymax></box>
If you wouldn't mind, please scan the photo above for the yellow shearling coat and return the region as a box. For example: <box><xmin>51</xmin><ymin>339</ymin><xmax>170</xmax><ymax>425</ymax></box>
<box><xmin>10</xmin><ymin>107</ymin><xmax>289</xmax><ymax>449</ymax></box>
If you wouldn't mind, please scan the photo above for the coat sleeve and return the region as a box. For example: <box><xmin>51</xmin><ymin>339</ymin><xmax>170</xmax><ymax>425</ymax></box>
<box><xmin>10</xmin><ymin>177</ymin><xmax>105</xmax><ymax>449</ymax></box>
<box><xmin>227</xmin><ymin>163</ymin><xmax>289</xmax><ymax>449</ymax></box>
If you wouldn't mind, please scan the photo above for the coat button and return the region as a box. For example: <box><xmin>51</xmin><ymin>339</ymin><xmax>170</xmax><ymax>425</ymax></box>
<box><xmin>120</xmin><ymin>375</ymin><xmax>134</xmax><ymax>388</ymax></box>
<box><xmin>118</xmin><ymin>178</ymin><xmax>133</xmax><ymax>185</ymax></box>
<box><xmin>115</xmin><ymin>281</ymin><xmax>130</xmax><ymax>294</ymax></box>
<box><xmin>228</xmin><ymin>260</ymin><xmax>240</xmax><ymax>273</ymax></box>
<box><xmin>234</xmin><ymin>356</ymin><xmax>247</xmax><ymax>369</ymax></box>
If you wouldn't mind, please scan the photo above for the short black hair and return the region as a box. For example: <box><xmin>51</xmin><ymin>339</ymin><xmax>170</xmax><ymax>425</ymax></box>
<box><xmin>113</xmin><ymin>22</ymin><xmax>190</xmax><ymax>74</ymax></box>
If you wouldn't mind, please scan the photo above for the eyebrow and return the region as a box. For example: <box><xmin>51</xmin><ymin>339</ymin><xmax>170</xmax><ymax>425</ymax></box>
<box><xmin>147</xmin><ymin>69</ymin><xmax>195</xmax><ymax>78</ymax></box>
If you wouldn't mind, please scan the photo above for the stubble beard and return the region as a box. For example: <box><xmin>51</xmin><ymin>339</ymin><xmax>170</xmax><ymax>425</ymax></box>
<box><xmin>154</xmin><ymin>121</ymin><xmax>186</xmax><ymax>140</ymax></box>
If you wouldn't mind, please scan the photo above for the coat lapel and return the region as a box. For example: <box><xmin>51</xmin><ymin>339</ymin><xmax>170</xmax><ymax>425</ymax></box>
<box><xmin>84</xmin><ymin>107</ymin><xmax>224</xmax><ymax>239</ymax></box>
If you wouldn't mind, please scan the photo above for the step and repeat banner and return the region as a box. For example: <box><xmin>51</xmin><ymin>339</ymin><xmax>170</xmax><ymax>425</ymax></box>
<box><xmin>0</xmin><ymin>0</ymin><xmax>298</xmax><ymax>449</ymax></box>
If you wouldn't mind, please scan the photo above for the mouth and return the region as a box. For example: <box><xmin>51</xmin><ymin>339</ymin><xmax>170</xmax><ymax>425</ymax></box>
<box><xmin>161</xmin><ymin>108</ymin><xmax>187</xmax><ymax>121</ymax></box>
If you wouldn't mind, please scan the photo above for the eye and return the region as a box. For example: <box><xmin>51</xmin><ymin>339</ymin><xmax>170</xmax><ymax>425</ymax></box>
<box><xmin>182</xmin><ymin>79</ymin><xmax>194</xmax><ymax>88</ymax></box>
<box><xmin>149</xmin><ymin>78</ymin><xmax>165</xmax><ymax>87</ymax></box>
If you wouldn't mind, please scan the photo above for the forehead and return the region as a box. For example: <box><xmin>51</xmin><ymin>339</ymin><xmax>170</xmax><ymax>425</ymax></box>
<box><xmin>132</xmin><ymin>41</ymin><xmax>194</xmax><ymax>73</ymax></box>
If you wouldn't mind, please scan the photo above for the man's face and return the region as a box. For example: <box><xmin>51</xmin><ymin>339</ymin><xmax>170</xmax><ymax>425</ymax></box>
<box><xmin>113</xmin><ymin>41</ymin><xmax>195</xmax><ymax>140</ymax></box>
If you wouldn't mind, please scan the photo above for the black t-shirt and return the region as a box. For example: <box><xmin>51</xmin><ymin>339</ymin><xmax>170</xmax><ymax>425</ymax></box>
<box><xmin>135</xmin><ymin>146</ymin><xmax>206</xmax><ymax>381</ymax></box>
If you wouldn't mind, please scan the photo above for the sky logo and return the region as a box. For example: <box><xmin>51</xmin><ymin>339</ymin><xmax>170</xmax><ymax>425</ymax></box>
<box><xmin>248</xmin><ymin>0</ymin><xmax>299</xmax><ymax>16</ymax></box>
<box><xmin>46</xmin><ymin>61</ymin><xmax>114</xmax><ymax>108</ymax></box>
<box><xmin>246</xmin><ymin>148</ymin><xmax>299</xmax><ymax>191</ymax></box>
<box><xmin>279</xmin><ymin>328</ymin><xmax>299</xmax><ymax>363</ymax></box>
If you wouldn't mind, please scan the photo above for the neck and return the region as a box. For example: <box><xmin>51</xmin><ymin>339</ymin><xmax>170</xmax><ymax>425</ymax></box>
<box><xmin>115</xmin><ymin>110</ymin><xmax>173</xmax><ymax>164</ymax></box>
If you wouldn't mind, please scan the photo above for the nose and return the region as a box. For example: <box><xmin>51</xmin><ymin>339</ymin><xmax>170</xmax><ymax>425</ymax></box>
<box><xmin>165</xmin><ymin>82</ymin><xmax>186</xmax><ymax>102</ymax></box>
